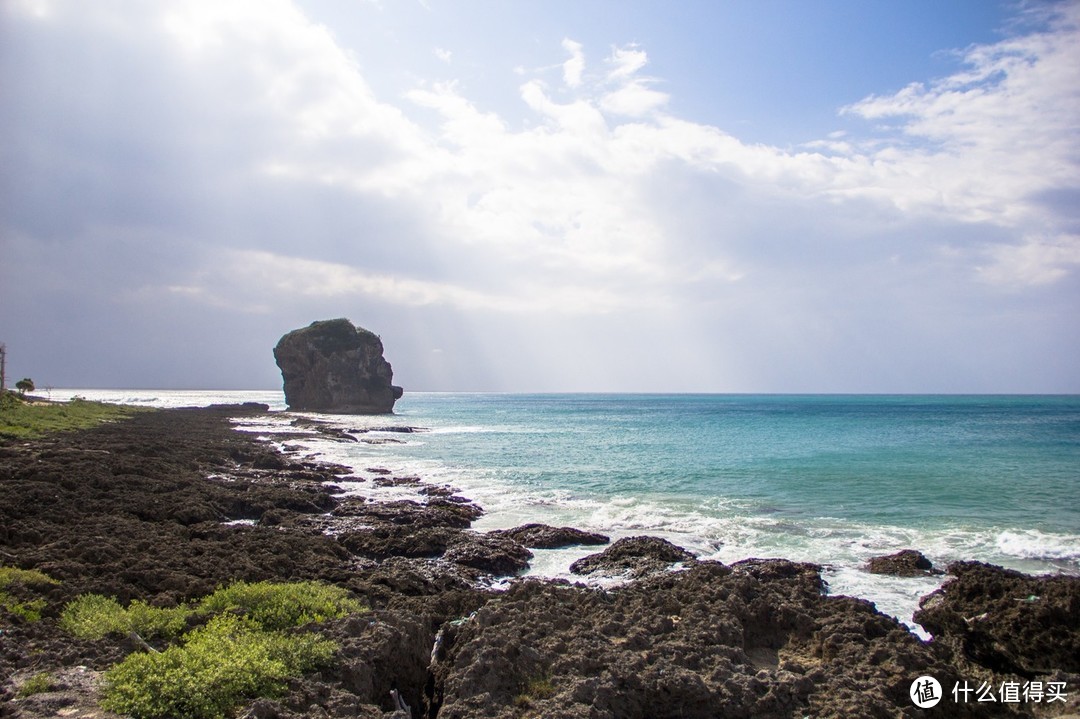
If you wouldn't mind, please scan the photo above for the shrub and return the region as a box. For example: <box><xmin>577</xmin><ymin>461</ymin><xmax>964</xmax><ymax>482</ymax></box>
<box><xmin>101</xmin><ymin>614</ymin><xmax>337</xmax><ymax>719</ymax></box>
<box><xmin>196</xmin><ymin>580</ymin><xmax>364</xmax><ymax>630</ymax></box>
<box><xmin>60</xmin><ymin>595</ymin><xmax>189</xmax><ymax>641</ymax></box>
<box><xmin>60</xmin><ymin>581</ymin><xmax>363</xmax><ymax>719</ymax></box>
<box><xmin>0</xmin><ymin>566</ymin><xmax>58</xmax><ymax>623</ymax></box>
<box><xmin>16</xmin><ymin>671</ymin><xmax>55</xmax><ymax>698</ymax></box>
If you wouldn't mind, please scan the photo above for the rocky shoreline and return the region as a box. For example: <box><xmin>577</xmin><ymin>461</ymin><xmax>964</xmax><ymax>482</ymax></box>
<box><xmin>1</xmin><ymin>405</ymin><xmax>1078</xmax><ymax>718</ymax></box>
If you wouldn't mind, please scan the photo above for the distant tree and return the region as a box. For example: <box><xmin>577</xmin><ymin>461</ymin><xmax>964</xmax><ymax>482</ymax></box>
<box><xmin>15</xmin><ymin>378</ymin><xmax>34</xmax><ymax>396</ymax></box>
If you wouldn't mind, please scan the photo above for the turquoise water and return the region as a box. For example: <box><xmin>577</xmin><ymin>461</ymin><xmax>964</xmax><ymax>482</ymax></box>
<box><xmin>59</xmin><ymin>390</ymin><xmax>1080</xmax><ymax>630</ymax></box>
<box><xmin>390</xmin><ymin>393</ymin><xmax>1080</xmax><ymax>540</ymax></box>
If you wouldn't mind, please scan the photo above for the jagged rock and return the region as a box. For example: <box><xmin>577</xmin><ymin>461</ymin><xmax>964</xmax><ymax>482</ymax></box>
<box><xmin>442</xmin><ymin>532</ymin><xmax>533</xmax><ymax>575</ymax></box>
<box><xmin>866</xmin><ymin>549</ymin><xmax>941</xmax><ymax>577</ymax></box>
<box><xmin>331</xmin><ymin>498</ymin><xmax>483</xmax><ymax>529</ymax></box>
<box><xmin>491</xmin><ymin>523</ymin><xmax>610</xmax><ymax>549</ymax></box>
<box><xmin>569</xmin><ymin>535</ymin><xmax>695</xmax><ymax>578</ymax></box>
<box><xmin>431</xmin><ymin>560</ymin><xmax>971</xmax><ymax>719</ymax></box>
<box><xmin>340</xmin><ymin>526</ymin><xmax>532</xmax><ymax>576</ymax></box>
<box><xmin>339</xmin><ymin>526</ymin><xmax>458</xmax><ymax>560</ymax></box>
<box><xmin>273</xmin><ymin>319</ymin><xmax>403</xmax><ymax>414</ymax></box>
<box><xmin>914</xmin><ymin>560</ymin><xmax>1080</xmax><ymax>676</ymax></box>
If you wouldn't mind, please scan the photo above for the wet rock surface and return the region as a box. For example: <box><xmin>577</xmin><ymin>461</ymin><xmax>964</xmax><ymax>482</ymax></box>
<box><xmin>490</xmin><ymin>523</ymin><xmax>610</xmax><ymax>549</ymax></box>
<box><xmin>2</xmin><ymin>407</ymin><xmax>1078</xmax><ymax>718</ymax></box>
<box><xmin>569</xmin><ymin>535</ymin><xmax>697</xmax><ymax>578</ymax></box>
<box><xmin>867</xmin><ymin>549</ymin><xmax>942</xmax><ymax>577</ymax></box>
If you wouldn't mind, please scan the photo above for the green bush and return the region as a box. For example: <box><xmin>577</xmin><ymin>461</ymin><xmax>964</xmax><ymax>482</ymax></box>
<box><xmin>16</xmin><ymin>671</ymin><xmax>55</xmax><ymax>698</ymax></box>
<box><xmin>101</xmin><ymin>614</ymin><xmax>337</xmax><ymax>719</ymax></box>
<box><xmin>196</xmin><ymin>580</ymin><xmax>364</xmax><ymax>630</ymax></box>
<box><xmin>0</xmin><ymin>566</ymin><xmax>58</xmax><ymax>622</ymax></box>
<box><xmin>60</xmin><ymin>594</ymin><xmax>190</xmax><ymax>641</ymax></box>
<box><xmin>59</xmin><ymin>581</ymin><xmax>364</xmax><ymax>719</ymax></box>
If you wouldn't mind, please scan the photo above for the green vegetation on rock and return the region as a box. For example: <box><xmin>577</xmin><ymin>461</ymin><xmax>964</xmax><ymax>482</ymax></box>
<box><xmin>101</xmin><ymin>614</ymin><xmax>337</xmax><ymax>719</ymax></box>
<box><xmin>0</xmin><ymin>392</ymin><xmax>148</xmax><ymax>438</ymax></box>
<box><xmin>59</xmin><ymin>580</ymin><xmax>365</xmax><ymax>719</ymax></box>
<box><xmin>0</xmin><ymin>566</ymin><xmax>58</xmax><ymax>622</ymax></box>
<box><xmin>513</xmin><ymin>675</ymin><xmax>556</xmax><ymax>708</ymax></box>
<box><xmin>61</xmin><ymin>595</ymin><xmax>190</xmax><ymax>641</ymax></box>
<box><xmin>16</xmin><ymin>671</ymin><xmax>55</xmax><ymax>698</ymax></box>
<box><xmin>196</xmin><ymin>580</ymin><xmax>364</xmax><ymax>630</ymax></box>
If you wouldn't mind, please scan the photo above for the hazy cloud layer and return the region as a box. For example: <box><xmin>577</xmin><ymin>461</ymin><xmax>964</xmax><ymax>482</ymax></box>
<box><xmin>1</xmin><ymin>0</ymin><xmax>1078</xmax><ymax>391</ymax></box>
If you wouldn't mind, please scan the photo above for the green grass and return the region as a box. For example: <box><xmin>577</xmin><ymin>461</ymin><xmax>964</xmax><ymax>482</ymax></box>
<box><xmin>60</xmin><ymin>580</ymin><xmax>366</xmax><ymax>719</ymax></box>
<box><xmin>0</xmin><ymin>566</ymin><xmax>59</xmax><ymax>623</ymax></box>
<box><xmin>0</xmin><ymin>392</ymin><xmax>148</xmax><ymax>439</ymax></box>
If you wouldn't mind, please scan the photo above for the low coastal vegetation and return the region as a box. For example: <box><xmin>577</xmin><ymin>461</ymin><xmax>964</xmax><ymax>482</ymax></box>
<box><xmin>0</xmin><ymin>391</ymin><xmax>148</xmax><ymax>438</ymax></box>
<box><xmin>59</xmin><ymin>580</ymin><xmax>363</xmax><ymax>719</ymax></box>
<box><xmin>101</xmin><ymin>613</ymin><xmax>338</xmax><ymax>719</ymax></box>
<box><xmin>0</xmin><ymin>566</ymin><xmax>59</xmax><ymax>623</ymax></box>
<box><xmin>513</xmin><ymin>674</ymin><xmax>557</xmax><ymax>709</ymax></box>
<box><xmin>15</xmin><ymin>672</ymin><xmax>55</xmax><ymax>699</ymax></box>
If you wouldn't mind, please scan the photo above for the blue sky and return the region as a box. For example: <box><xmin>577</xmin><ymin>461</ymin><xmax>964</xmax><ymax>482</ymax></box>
<box><xmin>1</xmin><ymin>0</ymin><xmax>1078</xmax><ymax>392</ymax></box>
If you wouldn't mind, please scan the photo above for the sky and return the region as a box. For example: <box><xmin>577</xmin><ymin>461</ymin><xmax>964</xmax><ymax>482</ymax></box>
<box><xmin>1</xmin><ymin>0</ymin><xmax>1079</xmax><ymax>393</ymax></box>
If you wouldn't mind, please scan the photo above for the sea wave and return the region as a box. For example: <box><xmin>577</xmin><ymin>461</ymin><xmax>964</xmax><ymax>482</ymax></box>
<box><xmin>996</xmin><ymin>529</ymin><xmax>1080</xmax><ymax>562</ymax></box>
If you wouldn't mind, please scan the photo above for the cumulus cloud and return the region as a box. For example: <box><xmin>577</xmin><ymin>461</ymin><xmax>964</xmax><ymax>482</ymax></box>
<box><xmin>839</xmin><ymin>2</ymin><xmax>1080</xmax><ymax>228</ymax></box>
<box><xmin>1</xmin><ymin>0</ymin><xmax>1077</xmax><ymax>390</ymax></box>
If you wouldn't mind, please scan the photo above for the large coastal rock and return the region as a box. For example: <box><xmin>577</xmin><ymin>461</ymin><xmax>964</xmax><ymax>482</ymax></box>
<box><xmin>274</xmin><ymin>319</ymin><xmax>403</xmax><ymax>414</ymax></box>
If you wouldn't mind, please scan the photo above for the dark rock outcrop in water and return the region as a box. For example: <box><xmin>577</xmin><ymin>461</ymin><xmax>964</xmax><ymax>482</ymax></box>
<box><xmin>273</xmin><ymin>318</ymin><xmax>403</xmax><ymax>414</ymax></box>
<box><xmin>490</xmin><ymin>523</ymin><xmax>610</xmax><ymax>549</ymax></box>
<box><xmin>867</xmin><ymin>549</ymin><xmax>941</xmax><ymax>577</ymax></box>
<box><xmin>569</xmin><ymin>535</ymin><xmax>696</xmax><ymax>578</ymax></box>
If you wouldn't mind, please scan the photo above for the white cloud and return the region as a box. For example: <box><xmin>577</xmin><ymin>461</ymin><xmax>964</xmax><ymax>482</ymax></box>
<box><xmin>157</xmin><ymin>249</ymin><xmax>647</xmax><ymax>316</ymax></box>
<box><xmin>977</xmin><ymin>234</ymin><xmax>1080</xmax><ymax>287</ymax></box>
<box><xmin>839</xmin><ymin>2</ymin><xmax>1080</xmax><ymax>228</ymax></box>
<box><xmin>606</xmin><ymin>45</ymin><xmax>648</xmax><ymax>79</ymax></box>
<box><xmin>561</xmin><ymin>38</ymin><xmax>584</xmax><ymax>88</ymax></box>
<box><xmin>3</xmin><ymin>0</ymin><xmax>1078</xmax><ymax>390</ymax></box>
<box><xmin>434</xmin><ymin>46</ymin><xmax>452</xmax><ymax>63</ymax></box>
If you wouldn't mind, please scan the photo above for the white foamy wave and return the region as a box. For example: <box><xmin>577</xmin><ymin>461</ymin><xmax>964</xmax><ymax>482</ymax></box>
<box><xmin>48</xmin><ymin>388</ymin><xmax>287</xmax><ymax>411</ymax></box>
<box><xmin>996</xmin><ymin>529</ymin><xmax>1080</xmax><ymax>562</ymax></box>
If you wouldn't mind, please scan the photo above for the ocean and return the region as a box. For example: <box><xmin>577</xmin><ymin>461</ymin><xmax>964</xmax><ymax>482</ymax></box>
<box><xmin>52</xmin><ymin>390</ymin><xmax>1080</xmax><ymax>636</ymax></box>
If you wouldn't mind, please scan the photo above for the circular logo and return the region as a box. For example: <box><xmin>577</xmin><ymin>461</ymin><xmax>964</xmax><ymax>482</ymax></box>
<box><xmin>910</xmin><ymin>676</ymin><xmax>942</xmax><ymax>708</ymax></box>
